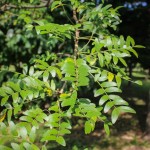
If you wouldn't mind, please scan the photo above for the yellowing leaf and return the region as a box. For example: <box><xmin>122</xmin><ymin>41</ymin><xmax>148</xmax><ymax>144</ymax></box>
<box><xmin>108</xmin><ymin>72</ymin><xmax>114</xmax><ymax>82</ymax></box>
<box><xmin>0</xmin><ymin>113</ymin><xmax>6</xmax><ymax>122</ymax></box>
<box><xmin>46</xmin><ymin>89</ymin><xmax>53</xmax><ymax>96</ymax></box>
<box><xmin>60</xmin><ymin>93</ymin><xmax>70</xmax><ymax>98</ymax></box>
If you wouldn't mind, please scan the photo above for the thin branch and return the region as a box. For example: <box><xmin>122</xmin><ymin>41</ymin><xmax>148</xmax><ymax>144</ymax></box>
<box><xmin>73</xmin><ymin>9</ymin><xmax>79</xmax><ymax>60</ymax></box>
<box><xmin>42</xmin><ymin>0</ymin><xmax>51</xmax><ymax>18</ymax></box>
<box><xmin>57</xmin><ymin>53</ymin><xmax>71</xmax><ymax>57</ymax></box>
<box><xmin>61</xmin><ymin>1</ymin><xmax>74</xmax><ymax>24</ymax></box>
<box><xmin>59</xmin><ymin>81</ymin><xmax>67</xmax><ymax>94</ymax></box>
<box><xmin>73</xmin><ymin>9</ymin><xmax>80</xmax><ymax>88</ymax></box>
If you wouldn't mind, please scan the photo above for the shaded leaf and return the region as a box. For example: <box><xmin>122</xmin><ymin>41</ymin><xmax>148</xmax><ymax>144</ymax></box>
<box><xmin>56</xmin><ymin>136</ymin><xmax>66</xmax><ymax>146</ymax></box>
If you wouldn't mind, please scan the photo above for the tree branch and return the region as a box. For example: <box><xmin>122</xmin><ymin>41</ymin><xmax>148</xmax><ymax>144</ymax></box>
<box><xmin>73</xmin><ymin>9</ymin><xmax>80</xmax><ymax>88</ymax></box>
<box><xmin>73</xmin><ymin>9</ymin><xmax>79</xmax><ymax>60</ymax></box>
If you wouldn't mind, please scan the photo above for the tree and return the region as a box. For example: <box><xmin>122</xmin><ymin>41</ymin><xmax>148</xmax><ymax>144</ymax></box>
<box><xmin>0</xmin><ymin>0</ymin><xmax>142</xmax><ymax>149</ymax></box>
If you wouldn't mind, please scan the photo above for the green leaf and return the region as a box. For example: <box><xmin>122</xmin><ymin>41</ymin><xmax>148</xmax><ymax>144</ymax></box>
<box><xmin>99</xmin><ymin>95</ymin><xmax>109</xmax><ymax>105</ymax></box>
<box><xmin>0</xmin><ymin>146</ymin><xmax>12</xmax><ymax>150</ymax></box>
<box><xmin>56</xmin><ymin>136</ymin><xmax>66</xmax><ymax>146</ymax></box>
<box><xmin>61</xmin><ymin>122</ymin><xmax>72</xmax><ymax>129</ymax></box>
<box><xmin>35</xmin><ymin>59</ymin><xmax>49</xmax><ymax>68</ymax></box>
<box><xmin>7</xmin><ymin>109</ymin><xmax>12</xmax><ymax>122</ymax></box>
<box><xmin>61</xmin><ymin>91</ymin><xmax>77</xmax><ymax>107</ymax></box>
<box><xmin>104</xmin><ymin>52</ymin><xmax>112</xmax><ymax>64</ymax></box>
<box><xmin>1</xmin><ymin>96</ymin><xmax>9</xmax><ymax>106</ymax></box>
<box><xmin>99</xmin><ymin>70</ymin><xmax>107</xmax><ymax>81</ymax></box>
<box><xmin>101</xmin><ymin>82</ymin><xmax>117</xmax><ymax>88</ymax></box>
<box><xmin>24</xmin><ymin>16</ymin><xmax>32</xmax><ymax>24</ymax></box>
<box><xmin>31</xmin><ymin>144</ymin><xmax>40</xmax><ymax>150</ymax></box>
<box><xmin>104</xmin><ymin>101</ymin><xmax>114</xmax><ymax>113</ymax></box>
<box><xmin>111</xmin><ymin>106</ymin><xmax>136</xmax><ymax>124</ymax></box>
<box><xmin>128</xmin><ymin>48</ymin><xmax>138</xmax><ymax>58</ymax></box>
<box><xmin>115</xmin><ymin>75</ymin><xmax>121</xmax><ymax>87</ymax></box>
<box><xmin>35</xmin><ymin>115</ymin><xmax>44</xmax><ymax>123</ymax></box>
<box><xmin>61</xmin><ymin>61</ymin><xmax>75</xmax><ymax>76</ymax></box>
<box><xmin>114</xmin><ymin>99</ymin><xmax>128</xmax><ymax>105</ymax></box>
<box><xmin>51</xmin><ymin>80</ymin><xmax>56</xmax><ymax>91</ymax></box>
<box><xmin>119</xmin><ymin>58</ymin><xmax>127</xmax><ymax>67</ymax></box>
<box><xmin>12</xmin><ymin>93</ymin><xmax>19</xmax><ymax>103</ymax></box>
<box><xmin>0</xmin><ymin>88</ymin><xmax>7</xmax><ymax>97</ymax></box>
<box><xmin>35</xmin><ymin>65</ymin><xmax>47</xmax><ymax>70</ymax></box>
<box><xmin>98</xmin><ymin>53</ymin><xmax>104</xmax><ymax>67</ymax></box>
<box><xmin>49</xmin><ymin>105</ymin><xmax>59</xmax><ymax>112</ymax></box>
<box><xmin>111</xmin><ymin>107</ymin><xmax>120</xmax><ymax>124</ymax></box>
<box><xmin>43</xmin><ymin>71</ymin><xmax>49</xmax><ymax>82</ymax></box>
<box><xmin>104</xmin><ymin>123</ymin><xmax>110</xmax><ymax>136</ymax></box>
<box><xmin>29</xmin><ymin>66</ymin><xmax>34</xmax><ymax>76</ymax></box>
<box><xmin>29</xmin><ymin>127</ymin><xmax>36</xmax><ymax>142</ymax></box>
<box><xmin>20</xmin><ymin>116</ymin><xmax>33</xmax><ymax>122</ymax></box>
<box><xmin>19</xmin><ymin>127</ymin><xmax>28</xmax><ymax>139</ymax></box>
<box><xmin>78</xmin><ymin>65</ymin><xmax>89</xmax><ymax>76</ymax></box>
<box><xmin>105</xmin><ymin>87</ymin><xmax>121</xmax><ymax>93</ymax></box>
<box><xmin>20</xmin><ymin>90</ymin><xmax>28</xmax><ymax>100</ymax></box>
<box><xmin>59</xmin><ymin>128</ymin><xmax>71</xmax><ymax>134</ymax></box>
<box><xmin>78</xmin><ymin>76</ymin><xmax>89</xmax><ymax>86</ymax></box>
<box><xmin>84</xmin><ymin>121</ymin><xmax>92</xmax><ymax>134</ymax></box>
<box><xmin>51</xmin><ymin>1</ymin><xmax>61</xmax><ymax>11</ymax></box>
<box><xmin>9</xmin><ymin>121</ymin><xmax>18</xmax><ymax>136</ymax></box>
<box><xmin>113</xmin><ymin>56</ymin><xmax>118</xmax><ymax>65</ymax></box>
<box><xmin>86</xmin><ymin>55</ymin><xmax>96</xmax><ymax>65</ymax></box>
<box><xmin>11</xmin><ymin>143</ymin><xmax>20</xmax><ymax>150</ymax></box>
<box><xmin>2</xmin><ymin>87</ymin><xmax>14</xmax><ymax>95</ymax></box>
<box><xmin>94</xmin><ymin>89</ymin><xmax>105</xmax><ymax>97</ymax></box>
<box><xmin>62</xmin><ymin>77</ymin><xmax>76</xmax><ymax>82</ymax></box>
<box><xmin>6</xmin><ymin>82</ymin><xmax>21</xmax><ymax>92</ymax></box>
<box><xmin>16</xmin><ymin>122</ymin><xmax>31</xmax><ymax>133</ymax></box>
<box><xmin>119</xmin><ymin>106</ymin><xmax>136</xmax><ymax>114</ymax></box>
<box><xmin>27</xmin><ymin>90</ymin><xmax>33</xmax><ymax>101</ymax></box>
<box><xmin>23</xmin><ymin>142</ymin><xmax>32</xmax><ymax>149</ymax></box>
<box><xmin>135</xmin><ymin>80</ymin><xmax>142</xmax><ymax>85</ymax></box>
<box><xmin>41</xmin><ymin>135</ymin><xmax>56</xmax><ymax>142</ymax></box>
<box><xmin>42</xmin><ymin>145</ymin><xmax>47</xmax><ymax>150</ymax></box>
<box><xmin>126</xmin><ymin>36</ymin><xmax>135</xmax><ymax>46</ymax></box>
<box><xmin>109</xmin><ymin>95</ymin><xmax>128</xmax><ymax>105</ymax></box>
<box><xmin>133</xmin><ymin>45</ymin><xmax>145</xmax><ymax>48</ymax></box>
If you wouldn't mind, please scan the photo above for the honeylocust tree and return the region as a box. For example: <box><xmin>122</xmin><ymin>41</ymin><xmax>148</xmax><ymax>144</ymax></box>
<box><xmin>0</xmin><ymin>0</ymin><xmax>143</xmax><ymax>149</ymax></box>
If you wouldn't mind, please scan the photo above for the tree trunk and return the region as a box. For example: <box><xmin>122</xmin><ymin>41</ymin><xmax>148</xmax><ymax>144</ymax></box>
<box><xmin>146</xmin><ymin>90</ymin><xmax>150</xmax><ymax>135</ymax></box>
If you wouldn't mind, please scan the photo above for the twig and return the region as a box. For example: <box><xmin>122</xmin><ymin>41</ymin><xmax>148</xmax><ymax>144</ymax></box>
<box><xmin>72</xmin><ymin>9</ymin><xmax>80</xmax><ymax>89</ymax></box>
<box><xmin>73</xmin><ymin>9</ymin><xmax>79</xmax><ymax>60</ymax></box>
<box><xmin>59</xmin><ymin>81</ymin><xmax>67</xmax><ymax>94</ymax></box>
